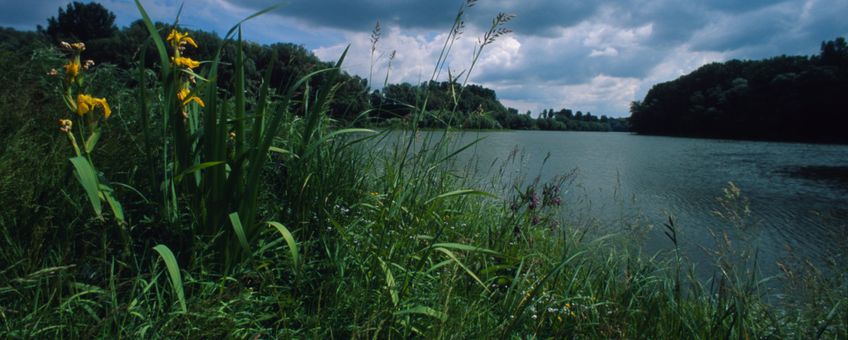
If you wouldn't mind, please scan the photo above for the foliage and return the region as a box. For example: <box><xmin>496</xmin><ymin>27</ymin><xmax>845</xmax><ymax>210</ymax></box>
<box><xmin>630</xmin><ymin>37</ymin><xmax>848</xmax><ymax>143</ymax></box>
<box><xmin>0</xmin><ymin>1</ymin><xmax>844</xmax><ymax>338</ymax></box>
<box><xmin>372</xmin><ymin>81</ymin><xmax>629</xmax><ymax>131</ymax></box>
<box><xmin>43</xmin><ymin>2</ymin><xmax>117</xmax><ymax>44</ymax></box>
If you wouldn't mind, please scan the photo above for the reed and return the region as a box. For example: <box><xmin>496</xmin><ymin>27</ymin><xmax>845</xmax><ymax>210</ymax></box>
<box><xmin>0</xmin><ymin>0</ymin><xmax>844</xmax><ymax>338</ymax></box>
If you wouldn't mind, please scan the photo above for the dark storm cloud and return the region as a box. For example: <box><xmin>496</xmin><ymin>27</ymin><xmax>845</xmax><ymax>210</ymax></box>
<box><xmin>224</xmin><ymin>0</ymin><xmax>462</xmax><ymax>31</ymax></box>
<box><xmin>226</xmin><ymin>0</ymin><xmax>600</xmax><ymax>36</ymax></box>
<box><xmin>0</xmin><ymin>0</ymin><xmax>65</xmax><ymax>29</ymax></box>
<box><xmin>3</xmin><ymin>0</ymin><xmax>846</xmax><ymax>116</ymax></box>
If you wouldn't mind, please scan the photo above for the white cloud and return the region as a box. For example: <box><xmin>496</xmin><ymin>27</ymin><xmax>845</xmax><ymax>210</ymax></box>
<box><xmin>637</xmin><ymin>45</ymin><xmax>727</xmax><ymax>98</ymax></box>
<box><xmin>590</xmin><ymin>47</ymin><xmax>619</xmax><ymax>57</ymax></box>
<box><xmin>8</xmin><ymin>0</ymin><xmax>841</xmax><ymax>119</ymax></box>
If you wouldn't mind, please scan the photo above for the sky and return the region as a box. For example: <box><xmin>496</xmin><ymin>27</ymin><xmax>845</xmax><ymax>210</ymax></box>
<box><xmin>2</xmin><ymin>0</ymin><xmax>847</xmax><ymax>117</ymax></box>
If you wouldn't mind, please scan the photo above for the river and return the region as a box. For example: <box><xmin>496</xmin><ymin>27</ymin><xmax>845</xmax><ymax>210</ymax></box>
<box><xmin>406</xmin><ymin>130</ymin><xmax>848</xmax><ymax>280</ymax></box>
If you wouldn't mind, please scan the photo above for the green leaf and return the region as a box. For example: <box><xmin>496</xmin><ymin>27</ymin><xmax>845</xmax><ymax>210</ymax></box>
<box><xmin>431</xmin><ymin>243</ymin><xmax>499</xmax><ymax>256</ymax></box>
<box><xmin>228</xmin><ymin>212</ymin><xmax>251</xmax><ymax>253</ymax></box>
<box><xmin>379</xmin><ymin>257</ymin><xmax>399</xmax><ymax>306</ymax></box>
<box><xmin>69</xmin><ymin>156</ymin><xmax>101</xmax><ymax>216</ymax></box>
<box><xmin>152</xmin><ymin>245</ymin><xmax>186</xmax><ymax>313</ymax></box>
<box><xmin>267</xmin><ymin>221</ymin><xmax>300</xmax><ymax>270</ymax></box>
<box><xmin>134</xmin><ymin>0</ymin><xmax>170</xmax><ymax>76</ymax></box>
<box><xmin>174</xmin><ymin>161</ymin><xmax>226</xmax><ymax>183</ymax></box>
<box><xmin>84</xmin><ymin>128</ymin><xmax>101</xmax><ymax>153</ymax></box>
<box><xmin>425</xmin><ymin>189</ymin><xmax>494</xmax><ymax>205</ymax></box>
<box><xmin>394</xmin><ymin>305</ymin><xmax>447</xmax><ymax>322</ymax></box>
<box><xmin>303</xmin><ymin>128</ymin><xmax>377</xmax><ymax>158</ymax></box>
<box><xmin>269</xmin><ymin>146</ymin><xmax>292</xmax><ymax>155</ymax></box>
<box><xmin>434</xmin><ymin>247</ymin><xmax>490</xmax><ymax>293</ymax></box>
<box><xmin>101</xmin><ymin>185</ymin><xmax>125</xmax><ymax>223</ymax></box>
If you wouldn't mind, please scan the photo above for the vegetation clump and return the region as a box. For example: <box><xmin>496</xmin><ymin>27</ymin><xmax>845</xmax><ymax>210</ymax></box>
<box><xmin>630</xmin><ymin>37</ymin><xmax>848</xmax><ymax>143</ymax></box>
<box><xmin>0</xmin><ymin>1</ymin><xmax>844</xmax><ymax>338</ymax></box>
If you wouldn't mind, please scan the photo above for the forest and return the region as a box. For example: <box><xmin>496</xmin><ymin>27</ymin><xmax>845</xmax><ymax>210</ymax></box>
<box><xmin>2</xmin><ymin>1</ymin><xmax>627</xmax><ymax>133</ymax></box>
<box><xmin>630</xmin><ymin>37</ymin><xmax>848</xmax><ymax>143</ymax></box>
<box><xmin>372</xmin><ymin>81</ymin><xmax>629</xmax><ymax>131</ymax></box>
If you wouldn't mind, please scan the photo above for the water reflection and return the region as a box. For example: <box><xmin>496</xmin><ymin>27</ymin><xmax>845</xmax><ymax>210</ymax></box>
<box><xmin>391</xmin><ymin>130</ymin><xmax>848</xmax><ymax>279</ymax></box>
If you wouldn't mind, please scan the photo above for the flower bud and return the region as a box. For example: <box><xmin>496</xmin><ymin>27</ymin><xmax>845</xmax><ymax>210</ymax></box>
<box><xmin>58</xmin><ymin>119</ymin><xmax>73</xmax><ymax>133</ymax></box>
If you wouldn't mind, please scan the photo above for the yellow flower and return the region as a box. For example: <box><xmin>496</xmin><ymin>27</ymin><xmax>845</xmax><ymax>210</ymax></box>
<box><xmin>177</xmin><ymin>87</ymin><xmax>205</xmax><ymax>107</ymax></box>
<box><xmin>76</xmin><ymin>94</ymin><xmax>111</xmax><ymax>118</ymax></box>
<box><xmin>167</xmin><ymin>29</ymin><xmax>198</xmax><ymax>48</ymax></box>
<box><xmin>64</xmin><ymin>59</ymin><xmax>80</xmax><ymax>80</ymax></box>
<box><xmin>172</xmin><ymin>56</ymin><xmax>200</xmax><ymax>69</ymax></box>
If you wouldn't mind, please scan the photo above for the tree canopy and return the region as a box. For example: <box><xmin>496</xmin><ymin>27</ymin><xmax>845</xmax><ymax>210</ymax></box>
<box><xmin>44</xmin><ymin>2</ymin><xmax>117</xmax><ymax>43</ymax></box>
<box><xmin>630</xmin><ymin>37</ymin><xmax>848</xmax><ymax>143</ymax></box>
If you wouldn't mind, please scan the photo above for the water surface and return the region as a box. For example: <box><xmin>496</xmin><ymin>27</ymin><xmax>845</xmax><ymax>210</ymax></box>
<box><xmin>437</xmin><ymin>130</ymin><xmax>848</xmax><ymax>277</ymax></box>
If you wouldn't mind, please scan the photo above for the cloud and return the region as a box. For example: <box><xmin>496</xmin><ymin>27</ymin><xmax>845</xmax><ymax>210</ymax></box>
<box><xmin>2</xmin><ymin>0</ymin><xmax>846</xmax><ymax>117</ymax></box>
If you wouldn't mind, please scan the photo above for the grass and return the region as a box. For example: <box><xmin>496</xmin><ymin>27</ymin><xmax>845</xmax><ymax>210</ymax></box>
<box><xmin>0</xmin><ymin>1</ymin><xmax>846</xmax><ymax>338</ymax></box>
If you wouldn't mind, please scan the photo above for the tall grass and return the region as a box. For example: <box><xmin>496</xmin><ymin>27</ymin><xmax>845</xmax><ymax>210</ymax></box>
<box><xmin>0</xmin><ymin>0</ymin><xmax>845</xmax><ymax>338</ymax></box>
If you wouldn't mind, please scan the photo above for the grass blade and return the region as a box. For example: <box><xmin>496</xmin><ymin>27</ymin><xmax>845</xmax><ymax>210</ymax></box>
<box><xmin>152</xmin><ymin>244</ymin><xmax>186</xmax><ymax>313</ymax></box>
<box><xmin>394</xmin><ymin>305</ymin><xmax>447</xmax><ymax>322</ymax></box>
<box><xmin>434</xmin><ymin>247</ymin><xmax>490</xmax><ymax>293</ymax></box>
<box><xmin>69</xmin><ymin>156</ymin><xmax>102</xmax><ymax>216</ymax></box>
<box><xmin>228</xmin><ymin>212</ymin><xmax>251</xmax><ymax>253</ymax></box>
<box><xmin>133</xmin><ymin>0</ymin><xmax>170</xmax><ymax>76</ymax></box>
<box><xmin>175</xmin><ymin>161</ymin><xmax>226</xmax><ymax>183</ymax></box>
<box><xmin>431</xmin><ymin>243</ymin><xmax>499</xmax><ymax>256</ymax></box>
<box><xmin>425</xmin><ymin>189</ymin><xmax>493</xmax><ymax>205</ymax></box>
<box><xmin>379</xmin><ymin>257</ymin><xmax>400</xmax><ymax>306</ymax></box>
<box><xmin>268</xmin><ymin>221</ymin><xmax>300</xmax><ymax>271</ymax></box>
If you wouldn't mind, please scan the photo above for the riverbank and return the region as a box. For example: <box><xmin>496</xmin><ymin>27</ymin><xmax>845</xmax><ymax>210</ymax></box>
<box><xmin>0</xmin><ymin>4</ymin><xmax>845</xmax><ymax>338</ymax></box>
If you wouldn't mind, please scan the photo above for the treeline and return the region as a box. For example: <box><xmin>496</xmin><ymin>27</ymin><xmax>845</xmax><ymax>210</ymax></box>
<box><xmin>5</xmin><ymin>1</ymin><xmax>629</xmax><ymax>132</ymax></box>
<box><xmin>371</xmin><ymin>81</ymin><xmax>629</xmax><ymax>131</ymax></box>
<box><xmin>630</xmin><ymin>37</ymin><xmax>848</xmax><ymax>143</ymax></box>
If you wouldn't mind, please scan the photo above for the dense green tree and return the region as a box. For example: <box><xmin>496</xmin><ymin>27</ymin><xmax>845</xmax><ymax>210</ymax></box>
<box><xmin>44</xmin><ymin>2</ymin><xmax>117</xmax><ymax>43</ymax></box>
<box><xmin>630</xmin><ymin>37</ymin><xmax>848</xmax><ymax>143</ymax></box>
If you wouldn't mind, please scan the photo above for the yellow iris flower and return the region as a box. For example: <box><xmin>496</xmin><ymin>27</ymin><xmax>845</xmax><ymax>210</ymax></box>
<box><xmin>76</xmin><ymin>94</ymin><xmax>111</xmax><ymax>118</ymax></box>
<box><xmin>172</xmin><ymin>56</ymin><xmax>200</xmax><ymax>69</ymax></box>
<box><xmin>177</xmin><ymin>88</ymin><xmax>205</xmax><ymax>107</ymax></box>
<box><xmin>64</xmin><ymin>59</ymin><xmax>80</xmax><ymax>80</ymax></box>
<box><xmin>167</xmin><ymin>29</ymin><xmax>198</xmax><ymax>48</ymax></box>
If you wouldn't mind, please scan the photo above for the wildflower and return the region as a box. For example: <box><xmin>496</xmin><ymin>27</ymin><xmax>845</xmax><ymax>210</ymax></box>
<box><xmin>177</xmin><ymin>87</ymin><xmax>205</xmax><ymax>107</ymax></box>
<box><xmin>60</xmin><ymin>41</ymin><xmax>72</xmax><ymax>50</ymax></box>
<box><xmin>83</xmin><ymin>60</ymin><xmax>95</xmax><ymax>70</ymax></box>
<box><xmin>64</xmin><ymin>59</ymin><xmax>80</xmax><ymax>80</ymax></box>
<box><xmin>58</xmin><ymin>119</ymin><xmax>73</xmax><ymax>133</ymax></box>
<box><xmin>70</xmin><ymin>42</ymin><xmax>86</xmax><ymax>51</ymax></box>
<box><xmin>528</xmin><ymin>189</ymin><xmax>539</xmax><ymax>210</ymax></box>
<box><xmin>47</xmin><ymin>68</ymin><xmax>59</xmax><ymax>77</ymax></box>
<box><xmin>166</xmin><ymin>29</ymin><xmax>198</xmax><ymax>48</ymax></box>
<box><xmin>172</xmin><ymin>56</ymin><xmax>200</xmax><ymax>69</ymax></box>
<box><xmin>76</xmin><ymin>94</ymin><xmax>111</xmax><ymax>118</ymax></box>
